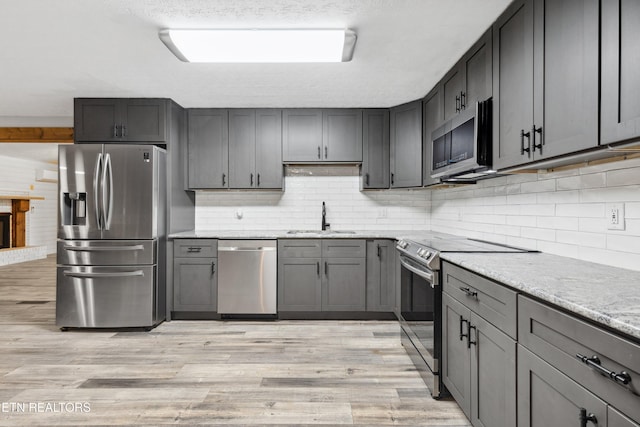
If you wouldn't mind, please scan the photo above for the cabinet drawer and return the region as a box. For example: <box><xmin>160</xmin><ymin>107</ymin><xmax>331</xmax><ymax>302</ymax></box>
<box><xmin>519</xmin><ymin>295</ymin><xmax>640</xmax><ymax>422</ymax></box>
<box><xmin>174</xmin><ymin>239</ymin><xmax>217</xmax><ymax>258</ymax></box>
<box><xmin>442</xmin><ymin>262</ymin><xmax>517</xmax><ymax>339</ymax></box>
<box><xmin>278</xmin><ymin>239</ymin><xmax>321</xmax><ymax>258</ymax></box>
<box><xmin>322</xmin><ymin>239</ymin><xmax>366</xmax><ymax>258</ymax></box>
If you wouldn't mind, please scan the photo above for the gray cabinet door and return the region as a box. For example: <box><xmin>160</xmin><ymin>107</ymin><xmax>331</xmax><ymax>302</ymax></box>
<box><xmin>255</xmin><ymin>109</ymin><xmax>283</xmax><ymax>189</ymax></box>
<box><xmin>187</xmin><ymin>109</ymin><xmax>228</xmax><ymax>189</ymax></box>
<box><xmin>601</xmin><ymin>0</ymin><xmax>640</xmax><ymax>144</ymax></box>
<box><xmin>442</xmin><ymin>292</ymin><xmax>472</xmax><ymax>418</ymax></box>
<box><xmin>533</xmin><ymin>0</ymin><xmax>599</xmax><ymax>159</ymax></box>
<box><xmin>517</xmin><ymin>345</ymin><xmax>607</xmax><ymax>427</ymax></box>
<box><xmin>282</xmin><ymin>109</ymin><xmax>323</xmax><ymax>162</ymax></box>
<box><xmin>228</xmin><ymin>109</ymin><xmax>256</xmax><ymax>189</ymax></box>
<box><xmin>366</xmin><ymin>240</ymin><xmax>395</xmax><ymax>312</ymax></box>
<box><xmin>74</xmin><ymin>99</ymin><xmax>121</xmax><ymax>142</ymax></box>
<box><xmin>322</xmin><ymin>257</ymin><xmax>366</xmax><ymax>311</ymax></box>
<box><xmin>322</xmin><ymin>109</ymin><xmax>363</xmax><ymax>162</ymax></box>
<box><xmin>390</xmin><ymin>100</ymin><xmax>422</xmax><ymax>188</ymax></box>
<box><xmin>469</xmin><ymin>312</ymin><xmax>516</xmax><ymax>427</ymax></box>
<box><xmin>463</xmin><ymin>28</ymin><xmax>493</xmax><ymax>108</ymax></box>
<box><xmin>173</xmin><ymin>258</ymin><xmax>217</xmax><ymax>311</ymax></box>
<box><xmin>362</xmin><ymin>109</ymin><xmax>390</xmax><ymax>189</ymax></box>
<box><xmin>492</xmin><ymin>0</ymin><xmax>535</xmax><ymax>170</ymax></box>
<box><xmin>423</xmin><ymin>87</ymin><xmax>443</xmax><ymax>186</ymax></box>
<box><xmin>277</xmin><ymin>257</ymin><xmax>322</xmax><ymax>311</ymax></box>
<box><xmin>609</xmin><ymin>407</ymin><xmax>640</xmax><ymax>427</ymax></box>
<box><xmin>442</xmin><ymin>67</ymin><xmax>463</xmax><ymax>122</ymax></box>
<box><xmin>121</xmin><ymin>99</ymin><xmax>168</xmax><ymax>142</ymax></box>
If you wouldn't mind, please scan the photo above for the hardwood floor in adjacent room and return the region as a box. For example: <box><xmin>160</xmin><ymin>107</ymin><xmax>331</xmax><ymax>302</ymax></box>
<box><xmin>0</xmin><ymin>255</ymin><xmax>470</xmax><ymax>426</ymax></box>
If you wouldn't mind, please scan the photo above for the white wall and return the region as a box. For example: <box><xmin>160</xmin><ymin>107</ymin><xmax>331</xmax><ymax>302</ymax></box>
<box><xmin>196</xmin><ymin>175</ymin><xmax>430</xmax><ymax>231</ymax></box>
<box><xmin>431</xmin><ymin>157</ymin><xmax>640</xmax><ymax>271</ymax></box>
<box><xmin>0</xmin><ymin>155</ymin><xmax>58</xmax><ymax>254</ymax></box>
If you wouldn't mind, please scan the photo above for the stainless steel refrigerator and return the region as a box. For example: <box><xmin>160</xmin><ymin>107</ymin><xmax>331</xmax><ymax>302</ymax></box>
<box><xmin>56</xmin><ymin>144</ymin><xmax>166</xmax><ymax>329</ymax></box>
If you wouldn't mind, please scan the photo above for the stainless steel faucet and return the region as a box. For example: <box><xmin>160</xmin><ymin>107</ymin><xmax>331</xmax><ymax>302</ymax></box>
<box><xmin>322</xmin><ymin>201</ymin><xmax>330</xmax><ymax>231</ymax></box>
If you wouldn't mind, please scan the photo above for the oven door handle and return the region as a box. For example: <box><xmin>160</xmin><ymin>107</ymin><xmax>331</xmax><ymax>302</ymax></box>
<box><xmin>399</xmin><ymin>257</ymin><xmax>435</xmax><ymax>284</ymax></box>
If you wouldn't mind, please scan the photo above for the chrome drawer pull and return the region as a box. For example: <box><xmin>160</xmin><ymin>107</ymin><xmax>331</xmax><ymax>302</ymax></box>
<box><xmin>576</xmin><ymin>353</ymin><xmax>632</xmax><ymax>386</ymax></box>
<box><xmin>459</xmin><ymin>286</ymin><xmax>478</xmax><ymax>298</ymax></box>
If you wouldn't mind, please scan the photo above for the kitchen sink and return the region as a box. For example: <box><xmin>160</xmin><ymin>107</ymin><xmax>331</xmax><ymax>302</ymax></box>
<box><xmin>286</xmin><ymin>230</ymin><xmax>356</xmax><ymax>235</ymax></box>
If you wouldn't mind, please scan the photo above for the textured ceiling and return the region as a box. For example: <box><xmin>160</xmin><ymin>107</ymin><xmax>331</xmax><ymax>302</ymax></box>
<box><xmin>0</xmin><ymin>0</ymin><xmax>511</xmax><ymax>123</ymax></box>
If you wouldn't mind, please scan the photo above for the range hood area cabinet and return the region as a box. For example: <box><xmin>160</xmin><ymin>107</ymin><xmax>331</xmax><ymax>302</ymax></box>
<box><xmin>74</xmin><ymin>98</ymin><xmax>169</xmax><ymax>143</ymax></box>
<box><xmin>440</xmin><ymin>29</ymin><xmax>493</xmax><ymax>124</ymax></box>
<box><xmin>282</xmin><ymin>109</ymin><xmax>363</xmax><ymax>163</ymax></box>
<box><xmin>492</xmin><ymin>0</ymin><xmax>599</xmax><ymax>171</ymax></box>
<box><xmin>187</xmin><ymin>109</ymin><xmax>284</xmax><ymax>190</ymax></box>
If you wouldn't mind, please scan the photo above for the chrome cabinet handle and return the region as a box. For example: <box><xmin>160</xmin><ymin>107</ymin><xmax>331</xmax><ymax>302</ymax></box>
<box><xmin>459</xmin><ymin>286</ymin><xmax>478</xmax><ymax>298</ymax></box>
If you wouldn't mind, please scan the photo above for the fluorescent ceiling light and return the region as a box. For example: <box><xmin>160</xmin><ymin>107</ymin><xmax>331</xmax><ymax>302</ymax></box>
<box><xmin>159</xmin><ymin>29</ymin><xmax>357</xmax><ymax>63</ymax></box>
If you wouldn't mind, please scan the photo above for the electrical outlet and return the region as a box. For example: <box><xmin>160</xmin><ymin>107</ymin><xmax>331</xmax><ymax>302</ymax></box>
<box><xmin>606</xmin><ymin>203</ymin><xmax>625</xmax><ymax>230</ymax></box>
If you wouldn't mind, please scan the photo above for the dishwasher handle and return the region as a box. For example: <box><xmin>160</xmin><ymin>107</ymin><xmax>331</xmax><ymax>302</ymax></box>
<box><xmin>218</xmin><ymin>246</ymin><xmax>277</xmax><ymax>252</ymax></box>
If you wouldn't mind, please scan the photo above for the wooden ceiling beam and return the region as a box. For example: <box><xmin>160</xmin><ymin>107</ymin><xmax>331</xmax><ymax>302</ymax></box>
<box><xmin>0</xmin><ymin>127</ymin><xmax>74</xmax><ymax>143</ymax></box>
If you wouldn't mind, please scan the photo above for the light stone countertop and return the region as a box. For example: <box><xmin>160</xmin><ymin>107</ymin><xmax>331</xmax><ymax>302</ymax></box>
<box><xmin>170</xmin><ymin>229</ymin><xmax>640</xmax><ymax>342</ymax></box>
<box><xmin>440</xmin><ymin>252</ymin><xmax>640</xmax><ymax>342</ymax></box>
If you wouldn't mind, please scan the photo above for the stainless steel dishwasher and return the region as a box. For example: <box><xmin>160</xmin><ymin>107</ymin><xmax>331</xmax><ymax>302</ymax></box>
<box><xmin>217</xmin><ymin>240</ymin><xmax>277</xmax><ymax>316</ymax></box>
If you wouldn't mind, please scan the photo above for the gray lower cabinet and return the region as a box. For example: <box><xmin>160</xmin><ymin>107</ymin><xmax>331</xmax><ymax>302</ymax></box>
<box><xmin>442</xmin><ymin>262</ymin><xmax>516</xmax><ymax>427</ymax></box>
<box><xmin>366</xmin><ymin>240</ymin><xmax>395</xmax><ymax>311</ymax></box>
<box><xmin>390</xmin><ymin>100</ymin><xmax>422</xmax><ymax>188</ymax></box>
<box><xmin>187</xmin><ymin>109</ymin><xmax>228</xmax><ymax>189</ymax></box>
<box><xmin>518</xmin><ymin>295</ymin><xmax>640</xmax><ymax>424</ymax></box>
<box><xmin>173</xmin><ymin>239</ymin><xmax>218</xmax><ymax>312</ymax></box>
<box><xmin>278</xmin><ymin>239</ymin><xmax>366</xmax><ymax>312</ymax></box>
<box><xmin>601</xmin><ymin>0</ymin><xmax>640</xmax><ymax>145</ymax></box>
<box><xmin>362</xmin><ymin>109</ymin><xmax>390</xmax><ymax>189</ymax></box>
<box><xmin>229</xmin><ymin>109</ymin><xmax>283</xmax><ymax>189</ymax></box>
<box><xmin>74</xmin><ymin>98</ymin><xmax>168</xmax><ymax>143</ymax></box>
<box><xmin>493</xmin><ymin>0</ymin><xmax>599</xmax><ymax>170</ymax></box>
<box><xmin>518</xmin><ymin>345</ymin><xmax>607</xmax><ymax>427</ymax></box>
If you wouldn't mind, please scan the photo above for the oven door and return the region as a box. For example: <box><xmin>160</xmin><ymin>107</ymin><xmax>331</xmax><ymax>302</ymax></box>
<box><xmin>398</xmin><ymin>253</ymin><xmax>444</xmax><ymax>397</ymax></box>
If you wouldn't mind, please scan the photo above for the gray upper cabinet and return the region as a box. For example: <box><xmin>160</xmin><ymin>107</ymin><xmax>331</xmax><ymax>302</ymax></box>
<box><xmin>366</xmin><ymin>240</ymin><xmax>395</xmax><ymax>312</ymax></box>
<box><xmin>323</xmin><ymin>109</ymin><xmax>363</xmax><ymax>162</ymax></box>
<box><xmin>601</xmin><ymin>0</ymin><xmax>640</xmax><ymax>145</ymax></box>
<box><xmin>423</xmin><ymin>87</ymin><xmax>443</xmax><ymax>186</ymax></box>
<box><xmin>390</xmin><ymin>100</ymin><xmax>422</xmax><ymax>188</ymax></box>
<box><xmin>74</xmin><ymin>98</ymin><xmax>168</xmax><ymax>143</ymax></box>
<box><xmin>442</xmin><ymin>29</ymin><xmax>493</xmax><ymax>123</ymax></box>
<box><xmin>187</xmin><ymin>109</ymin><xmax>228</xmax><ymax>189</ymax></box>
<box><xmin>282</xmin><ymin>109</ymin><xmax>324</xmax><ymax>162</ymax></box>
<box><xmin>282</xmin><ymin>109</ymin><xmax>362</xmax><ymax>163</ymax></box>
<box><xmin>493</xmin><ymin>0</ymin><xmax>599</xmax><ymax>170</ymax></box>
<box><xmin>229</xmin><ymin>109</ymin><xmax>283</xmax><ymax>189</ymax></box>
<box><xmin>362</xmin><ymin>110</ymin><xmax>390</xmax><ymax>189</ymax></box>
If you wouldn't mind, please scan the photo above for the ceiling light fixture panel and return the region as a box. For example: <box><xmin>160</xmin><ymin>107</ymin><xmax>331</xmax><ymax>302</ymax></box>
<box><xmin>159</xmin><ymin>28</ymin><xmax>357</xmax><ymax>63</ymax></box>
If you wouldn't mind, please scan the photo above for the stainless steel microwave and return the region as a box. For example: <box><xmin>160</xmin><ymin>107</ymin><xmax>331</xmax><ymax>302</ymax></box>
<box><xmin>430</xmin><ymin>98</ymin><xmax>493</xmax><ymax>181</ymax></box>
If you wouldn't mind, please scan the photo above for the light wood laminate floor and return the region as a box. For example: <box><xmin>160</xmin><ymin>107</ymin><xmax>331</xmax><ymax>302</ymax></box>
<box><xmin>0</xmin><ymin>255</ymin><xmax>470</xmax><ymax>426</ymax></box>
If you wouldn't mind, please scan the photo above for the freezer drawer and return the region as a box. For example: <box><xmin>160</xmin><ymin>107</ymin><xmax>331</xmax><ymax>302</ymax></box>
<box><xmin>57</xmin><ymin>240</ymin><xmax>156</xmax><ymax>266</ymax></box>
<box><xmin>56</xmin><ymin>265</ymin><xmax>156</xmax><ymax>328</ymax></box>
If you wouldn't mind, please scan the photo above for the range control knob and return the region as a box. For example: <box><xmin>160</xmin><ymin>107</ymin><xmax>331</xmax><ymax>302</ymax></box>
<box><xmin>421</xmin><ymin>250</ymin><xmax>432</xmax><ymax>260</ymax></box>
<box><xmin>398</xmin><ymin>240</ymin><xmax>409</xmax><ymax>249</ymax></box>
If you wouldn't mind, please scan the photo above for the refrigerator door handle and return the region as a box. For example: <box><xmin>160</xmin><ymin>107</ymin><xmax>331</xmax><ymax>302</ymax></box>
<box><xmin>102</xmin><ymin>153</ymin><xmax>114</xmax><ymax>230</ymax></box>
<box><xmin>63</xmin><ymin>245</ymin><xmax>145</xmax><ymax>252</ymax></box>
<box><xmin>94</xmin><ymin>152</ymin><xmax>104</xmax><ymax>230</ymax></box>
<box><xmin>63</xmin><ymin>270</ymin><xmax>145</xmax><ymax>278</ymax></box>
